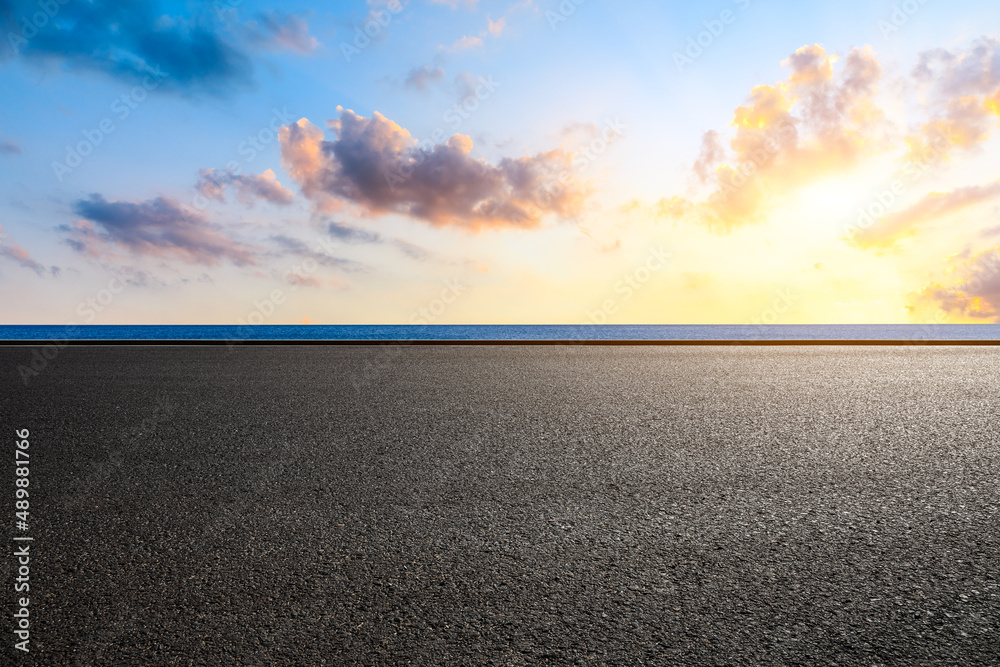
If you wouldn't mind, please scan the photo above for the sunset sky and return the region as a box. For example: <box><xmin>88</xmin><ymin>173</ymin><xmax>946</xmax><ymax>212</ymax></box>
<box><xmin>2</xmin><ymin>0</ymin><xmax>1000</xmax><ymax>325</ymax></box>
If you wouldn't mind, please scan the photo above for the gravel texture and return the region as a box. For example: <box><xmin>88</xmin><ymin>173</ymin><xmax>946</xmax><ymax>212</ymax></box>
<box><xmin>1</xmin><ymin>344</ymin><xmax>999</xmax><ymax>666</ymax></box>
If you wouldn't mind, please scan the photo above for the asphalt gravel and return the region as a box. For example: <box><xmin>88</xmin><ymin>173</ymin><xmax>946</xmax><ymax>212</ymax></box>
<box><xmin>1</xmin><ymin>344</ymin><xmax>998</xmax><ymax>666</ymax></box>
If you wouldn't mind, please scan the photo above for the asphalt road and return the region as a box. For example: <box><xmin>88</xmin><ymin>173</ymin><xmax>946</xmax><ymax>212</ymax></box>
<box><xmin>1</xmin><ymin>345</ymin><xmax>998</xmax><ymax>665</ymax></box>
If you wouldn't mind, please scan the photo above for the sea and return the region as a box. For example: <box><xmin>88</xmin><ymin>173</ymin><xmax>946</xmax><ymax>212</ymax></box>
<box><xmin>1</xmin><ymin>324</ymin><xmax>999</xmax><ymax>341</ymax></box>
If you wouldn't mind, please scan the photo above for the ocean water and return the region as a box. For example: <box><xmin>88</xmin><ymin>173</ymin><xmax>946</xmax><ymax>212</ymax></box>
<box><xmin>1</xmin><ymin>324</ymin><xmax>999</xmax><ymax>340</ymax></box>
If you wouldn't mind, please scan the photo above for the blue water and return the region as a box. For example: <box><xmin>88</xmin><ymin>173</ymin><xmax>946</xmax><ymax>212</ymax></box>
<box><xmin>1</xmin><ymin>324</ymin><xmax>999</xmax><ymax>340</ymax></box>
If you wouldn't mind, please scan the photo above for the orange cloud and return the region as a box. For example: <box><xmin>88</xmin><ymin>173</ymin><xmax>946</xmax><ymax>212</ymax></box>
<box><xmin>0</xmin><ymin>223</ymin><xmax>52</xmax><ymax>275</ymax></box>
<box><xmin>664</xmin><ymin>44</ymin><xmax>886</xmax><ymax>231</ymax></box>
<box><xmin>782</xmin><ymin>44</ymin><xmax>837</xmax><ymax>87</ymax></box>
<box><xmin>278</xmin><ymin>107</ymin><xmax>589</xmax><ymax>230</ymax></box>
<box><xmin>852</xmin><ymin>179</ymin><xmax>1000</xmax><ymax>249</ymax></box>
<box><xmin>907</xmin><ymin>38</ymin><xmax>1000</xmax><ymax>158</ymax></box>
<box><xmin>909</xmin><ymin>247</ymin><xmax>1000</xmax><ymax>322</ymax></box>
<box><xmin>195</xmin><ymin>168</ymin><xmax>295</xmax><ymax>206</ymax></box>
<box><xmin>985</xmin><ymin>89</ymin><xmax>1000</xmax><ymax>117</ymax></box>
<box><xmin>278</xmin><ymin>118</ymin><xmax>332</xmax><ymax>207</ymax></box>
<box><xmin>441</xmin><ymin>1</ymin><xmax>531</xmax><ymax>50</ymax></box>
<box><xmin>906</xmin><ymin>96</ymin><xmax>998</xmax><ymax>160</ymax></box>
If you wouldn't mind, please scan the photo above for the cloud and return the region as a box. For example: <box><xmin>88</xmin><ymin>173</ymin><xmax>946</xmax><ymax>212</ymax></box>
<box><xmin>445</xmin><ymin>35</ymin><xmax>483</xmax><ymax>51</ymax></box>
<box><xmin>981</xmin><ymin>224</ymin><xmax>1000</xmax><ymax>238</ymax></box>
<box><xmin>326</xmin><ymin>220</ymin><xmax>435</xmax><ymax>260</ymax></box>
<box><xmin>280</xmin><ymin>273</ymin><xmax>317</xmax><ymax>287</ymax></box>
<box><xmin>68</xmin><ymin>194</ymin><xmax>258</xmax><ymax>266</ymax></box>
<box><xmin>852</xmin><ymin>179</ymin><xmax>1000</xmax><ymax>249</ymax></box>
<box><xmin>1</xmin><ymin>0</ymin><xmax>253</xmax><ymax>93</ymax></box>
<box><xmin>553</xmin><ymin>121</ymin><xmax>600</xmax><ymax>143</ymax></box>
<box><xmin>0</xmin><ymin>1</ymin><xmax>312</xmax><ymax>94</ymax></box>
<box><xmin>244</xmin><ymin>11</ymin><xmax>320</xmax><ymax>55</ymax></box>
<box><xmin>782</xmin><ymin>43</ymin><xmax>837</xmax><ymax>87</ymax></box>
<box><xmin>327</xmin><ymin>220</ymin><xmax>381</xmax><ymax>244</ymax></box>
<box><xmin>692</xmin><ymin>130</ymin><xmax>724</xmax><ymax>183</ymax></box>
<box><xmin>907</xmin><ymin>37</ymin><xmax>1000</xmax><ymax>157</ymax></box>
<box><xmin>487</xmin><ymin>16</ymin><xmax>506</xmax><ymax>37</ymax></box>
<box><xmin>0</xmin><ymin>140</ymin><xmax>20</xmax><ymax>155</ymax></box>
<box><xmin>391</xmin><ymin>238</ymin><xmax>434</xmax><ymax>261</ymax></box>
<box><xmin>279</xmin><ymin>108</ymin><xmax>588</xmax><ymax>231</ymax></box>
<box><xmin>909</xmin><ymin>247</ymin><xmax>1000</xmax><ymax>321</ymax></box>
<box><xmin>453</xmin><ymin>71</ymin><xmax>481</xmax><ymax>102</ymax></box>
<box><xmin>907</xmin><ymin>96</ymin><xmax>999</xmax><ymax>159</ymax></box>
<box><xmin>404</xmin><ymin>65</ymin><xmax>446</xmax><ymax>92</ymax></box>
<box><xmin>195</xmin><ymin>168</ymin><xmax>295</xmax><ymax>206</ymax></box>
<box><xmin>0</xmin><ymin>223</ymin><xmax>53</xmax><ymax>275</ymax></box>
<box><xmin>276</xmin><ymin>118</ymin><xmax>330</xmax><ymax>206</ymax></box>
<box><xmin>662</xmin><ymin>44</ymin><xmax>888</xmax><ymax>232</ymax></box>
<box><xmin>438</xmin><ymin>1</ymin><xmax>531</xmax><ymax>51</ymax></box>
<box><xmin>913</xmin><ymin>37</ymin><xmax>1000</xmax><ymax>99</ymax></box>
<box><xmin>269</xmin><ymin>234</ymin><xmax>368</xmax><ymax>273</ymax></box>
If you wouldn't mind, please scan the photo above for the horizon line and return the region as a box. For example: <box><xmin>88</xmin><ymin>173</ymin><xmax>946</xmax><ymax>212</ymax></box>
<box><xmin>3</xmin><ymin>339</ymin><xmax>1000</xmax><ymax>346</ymax></box>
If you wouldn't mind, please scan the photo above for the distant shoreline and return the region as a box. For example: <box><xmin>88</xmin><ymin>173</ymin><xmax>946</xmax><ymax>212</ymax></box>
<box><xmin>5</xmin><ymin>323</ymin><xmax>1000</xmax><ymax>344</ymax></box>
<box><xmin>3</xmin><ymin>339</ymin><xmax>1000</xmax><ymax>346</ymax></box>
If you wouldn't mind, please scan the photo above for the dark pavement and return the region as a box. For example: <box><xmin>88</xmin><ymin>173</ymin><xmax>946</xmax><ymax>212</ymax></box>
<box><xmin>1</xmin><ymin>345</ymin><xmax>998</xmax><ymax>665</ymax></box>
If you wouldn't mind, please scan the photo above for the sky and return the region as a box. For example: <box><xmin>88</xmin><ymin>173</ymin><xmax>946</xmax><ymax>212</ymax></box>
<box><xmin>1</xmin><ymin>0</ymin><xmax>1000</xmax><ymax>325</ymax></box>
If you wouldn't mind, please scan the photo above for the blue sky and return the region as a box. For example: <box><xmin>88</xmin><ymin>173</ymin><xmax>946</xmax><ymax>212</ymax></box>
<box><xmin>2</xmin><ymin>0</ymin><xmax>1000</xmax><ymax>324</ymax></box>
